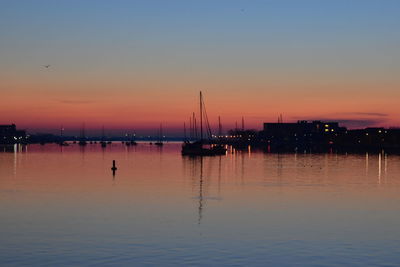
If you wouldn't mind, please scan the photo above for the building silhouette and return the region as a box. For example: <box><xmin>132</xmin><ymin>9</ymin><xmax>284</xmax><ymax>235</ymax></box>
<box><xmin>221</xmin><ymin>120</ymin><xmax>400</xmax><ymax>153</ymax></box>
<box><xmin>0</xmin><ymin>124</ymin><xmax>26</xmax><ymax>144</ymax></box>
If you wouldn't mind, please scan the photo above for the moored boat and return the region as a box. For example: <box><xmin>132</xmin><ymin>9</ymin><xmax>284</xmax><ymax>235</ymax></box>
<box><xmin>154</xmin><ymin>124</ymin><xmax>164</xmax><ymax>146</ymax></box>
<box><xmin>181</xmin><ymin>91</ymin><xmax>226</xmax><ymax>156</ymax></box>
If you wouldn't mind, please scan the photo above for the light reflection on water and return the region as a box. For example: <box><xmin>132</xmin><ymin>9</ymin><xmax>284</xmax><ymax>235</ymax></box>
<box><xmin>1</xmin><ymin>143</ymin><xmax>400</xmax><ymax>266</ymax></box>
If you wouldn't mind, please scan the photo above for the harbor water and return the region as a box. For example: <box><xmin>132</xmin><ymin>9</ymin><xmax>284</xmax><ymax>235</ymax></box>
<box><xmin>1</xmin><ymin>143</ymin><xmax>400</xmax><ymax>266</ymax></box>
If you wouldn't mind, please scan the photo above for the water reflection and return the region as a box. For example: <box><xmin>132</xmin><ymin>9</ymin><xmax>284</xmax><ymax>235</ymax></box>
<box><xmin>378</xmin><ymin>153</ymin><xmax>382</xmax><ymax>185</ymax></box>
<box><xmin>2</xmin><ymin>144</ymin><xmax>400</xmax><ymax>266</ymax></box>
<box><xmin>182</xmin><ymin>154</ymin><xmax>228</xmax><ymax>225</ymax></box>
<box><xmin>183</xmin><ymin>156</ymin><xmax>206</xmax><ymax>225</ymax></box>
<box><xmin>218</xmin><ymin>156</ymin><xmax>222</xmax><ymax>196</ymax></box>
<box><xmin>198</xmin><ymin>157</ymin><xmax>204</xmax><ymax>225</ymax></box>
<box><xmin>384</xmin><ymin>153</ymin><xmax>388</xmax><ymax>183</ymax></box>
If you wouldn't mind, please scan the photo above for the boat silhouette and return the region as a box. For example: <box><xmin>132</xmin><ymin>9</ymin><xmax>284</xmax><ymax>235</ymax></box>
<box><xmin>154</xmin><ymin>124</ymin><xmax>164</xmax><ymax>146</ymax></box>
<box><xmin>126</xmin><ymin>132</ymin><xmax>137</xmax><ymax>146</ymax></box>
<box><xmin>58</xmin><ymin>126</ymin><xmax>69</xmax><ymax>146</ymax></box>
<box><xmin>100</xmin><ymin>126</ymin><xmax>107</xmax><ymax>147</ymax></box>
<box><xmin>78</xmin><ymin>123</ymin><xmax>87</xmax><ymax>146</ymax></box>
<box><xmin>181</xmin><ymin>91</ymin><xmax>226</xmax><ymax>156</ymax></box>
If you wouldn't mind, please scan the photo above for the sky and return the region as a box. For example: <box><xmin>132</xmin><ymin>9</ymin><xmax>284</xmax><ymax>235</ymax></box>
<box><xmin>1</xmin><ymin>0</ymin><xmax>400</xmax><ymax>136</ymax></box>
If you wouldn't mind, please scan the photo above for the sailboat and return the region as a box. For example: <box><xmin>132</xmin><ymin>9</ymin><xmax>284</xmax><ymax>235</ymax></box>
<box><xmin>78</xmin><ymin>124</ymin><xmax>87</xmax><ymax>146</ymax></box>
<box><xmin>130</xmin><ymin>132</ymin><xmax>138</xmax><ymax>146</ymax></box>
<box><xmin>100</xmin><ymin>126</ymin><xmax>107</xmax><ymax>148</ymax></box>
<box><xmin>58</xmin><ymin>126</ymin><xmax>69</xmax><ymax>146</ymax></box>
<box><xmin>181</xmin><ymin>91</ymin><xmax>226</xmax><ymax>156</ymax></box>
<box><xmin>154</xmin><ymin>124</ymin><xmax>164</xmax><ymax>146</ymax></box>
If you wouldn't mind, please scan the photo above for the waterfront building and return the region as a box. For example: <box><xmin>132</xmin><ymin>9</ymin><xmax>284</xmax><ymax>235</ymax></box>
<box><xmin>0</xmin><ymin>124</ymin><xmax>27</xmax><ymax>144</ymax></box>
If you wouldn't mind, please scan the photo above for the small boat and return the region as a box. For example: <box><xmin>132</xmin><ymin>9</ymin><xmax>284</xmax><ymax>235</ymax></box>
<box><xmin>126</xmin><ymin>133</ymin><xmax>138</xmax><ymax>146</ymax></box>
<box><xmin>130</xmin><ymin>132</ymin><xmax>138</xmax><ymax>146</ymax></box>
<box><xmin>78</xmin><ymin>123</ymin><xmax>87</xmax><ymax>146</ymax></box>
<box><xmin>58</xmin><ymin>126</ymin><xmax>69</xmax><ymax>146</ymax></box>
<box><xmin>154</xmin><ymin>124</ymin><xmax>164</xmax><ymax>146</ymax></box>
<box><xmin>100</xmin><ymin>126</ymin><xmax>107</xmax><ymax>147</ymax></box>
<box><xmin>78</xmin><ymin>140</ymin><xmax>87</xmax><ymax>146</ymax></box>
<box><xmin>58</xmin><ymin>142</ymin><xmax>69</xmax><ymax>146</ymax></box>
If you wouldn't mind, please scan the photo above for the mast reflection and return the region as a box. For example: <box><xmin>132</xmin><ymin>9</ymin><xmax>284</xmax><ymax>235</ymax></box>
<box><xmin>183</xmin><ymin>156</ymin><xmax>206</xmax><ymax>225</ymax></box>
<box><xmin>198</xmin><ymin>157</ymin><xmax>204</xmax><ymax>225</ymax></box>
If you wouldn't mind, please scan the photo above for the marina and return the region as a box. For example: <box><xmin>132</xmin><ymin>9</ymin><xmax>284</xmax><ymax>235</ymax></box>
<box><xmin>2</xmin><ymin>1</ymin><xmax>400</xmax><ymax>265</ymax></box>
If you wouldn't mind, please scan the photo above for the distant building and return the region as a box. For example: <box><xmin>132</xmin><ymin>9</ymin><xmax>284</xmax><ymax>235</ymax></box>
<box><xmin>259</xmin><ymin>120</ymin><xmax>347</xmax><ymax>151</ymax></box>
<box><xmin>341</xmin><ymin>127</ymin><xmax>400</xmax><ymax>150</ymax></box>
<box><xmin>221</xmin><ymin>119</ymin><xmax>400</xmax><ymax>152</ymax></box>
<box><xmin>0</xmin><ymin>124</ymin><xmax>26</xmax><ymax>144</ymax></box>
<box><xmin>263</xmin><ymin>120</ymin><xmax>345</xmax><ymax>136</ymax></box>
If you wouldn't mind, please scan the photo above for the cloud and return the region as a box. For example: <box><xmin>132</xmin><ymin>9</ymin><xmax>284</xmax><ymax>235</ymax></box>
<box><xmin>249</xmin><ymin>112</ymin><xmax>388</xmax><ymax>121</ymax></box>
<box><xmin>330</xmin><ymin>119</ymin><xmax>382</xmax><ymax>128</ymax></box>
<box><xmin>289</xmin><ymin>111</ymin><xmax>390</xmax><ymax>128</ymax></box>
<box><xmin>336</xmin><ymin>112</ymin><xmax>388</xmax><ymax>117</ymax></box>
<box><xmin>57</xmin><ymin>100</ymin><xmax>95</xmax><ymax>104</ymax></box>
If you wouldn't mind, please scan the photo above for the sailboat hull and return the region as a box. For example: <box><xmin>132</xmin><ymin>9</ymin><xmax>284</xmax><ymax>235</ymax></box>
<box><xmin>181</xmin><ymin>142</ymin><xmax>226</xmax><ymax>156</ymax></box>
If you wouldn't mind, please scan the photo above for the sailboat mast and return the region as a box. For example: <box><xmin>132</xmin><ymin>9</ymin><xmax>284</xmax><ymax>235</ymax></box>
<box><xmin>160</xmin><ymin>123</ymin><xmax>163</xmax><ymax>142</ymax></box>
<box><xmin>81</xmin><ymin>123</ymin><xmax>86</xmax><ymax>140</ymax></box>
<box><xmin>184</xmin><ymin>122</ymin><xmax>187</xmax><ymax>141</ymax></box>
<box><xmin>218</xmin><ymin>116</ymin><xmax>222</xmax><ymax>137</ymax></box>
<box><xmin>200</xmin><ymin>91</ymin><xmax>203</xmax><ymax>141</ymax></box>
<box><xmin>194</xmin><ymin>116</ymin><xmax>198</xmax><ymax>139</ymax></box>
<box><xmin>193</xmin><ymin>112</ymin><xmax>197</xmax><ymax>139</ymax></box>
<box><xmin>189</xmin><ymin>116</ymin><xmax>192</xmax><ymax>140</ymax></box>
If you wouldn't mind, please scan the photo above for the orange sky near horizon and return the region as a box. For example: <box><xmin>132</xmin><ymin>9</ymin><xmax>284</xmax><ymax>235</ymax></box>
<box><xmin>1</xmin><ymin>1</ymin><xmax>400</xmax><ymax>135</ymax></box>
<box><xmin>2</xmin><ymin>74</ymin><xmax>399</xmax><ymax>135</ymax></box>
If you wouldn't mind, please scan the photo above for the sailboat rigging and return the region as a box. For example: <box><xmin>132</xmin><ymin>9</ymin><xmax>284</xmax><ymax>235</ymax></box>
<box><xmin>181</xmin><ymin>91</ymin><xmax>226</xmax><ymax>156</ymax></box>
<box><xmin>155</xmin><ymin>123</ymin><xmax>164</xmax><ymax>146</ymax></box>
<box><xmin>58</xmin><ymin>125</ymin><xmax>69</xmax><ymax>146</ymax></box>
<box><xmin>100</xmin><ymin>126</ymin><xmax>107</xmax><ymax>147</ymax></box>
<box><xmin>78</xmin><ymin>123</ymin><xmax>87</xmax><ymax>146</ymax></box>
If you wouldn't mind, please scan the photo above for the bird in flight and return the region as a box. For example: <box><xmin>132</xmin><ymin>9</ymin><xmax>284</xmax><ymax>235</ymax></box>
<box><xmin>44</xmin><ymin>65</ymin><xmax>50</xmax><ymax>68</ymax></box>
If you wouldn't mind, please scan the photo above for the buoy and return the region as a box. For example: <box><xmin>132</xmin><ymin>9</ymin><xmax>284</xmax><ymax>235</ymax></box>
<box><xmin>111</xmin><ymin>160</ymin><xmax>117</xmax><ymax>171</ymax></box>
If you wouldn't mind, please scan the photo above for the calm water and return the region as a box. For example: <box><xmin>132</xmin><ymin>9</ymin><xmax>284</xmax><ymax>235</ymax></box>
<box><xmin>1</xmin><ymin>143</ymin><xmax>400</xmax><ymax>266</ymax></box>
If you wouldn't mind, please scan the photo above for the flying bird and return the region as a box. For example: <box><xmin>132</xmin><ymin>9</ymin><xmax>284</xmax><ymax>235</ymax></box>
<box><xmin>44</xmin><ymin>65</ymin><xmax>50</xmax><ymax>69</ymax></box>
